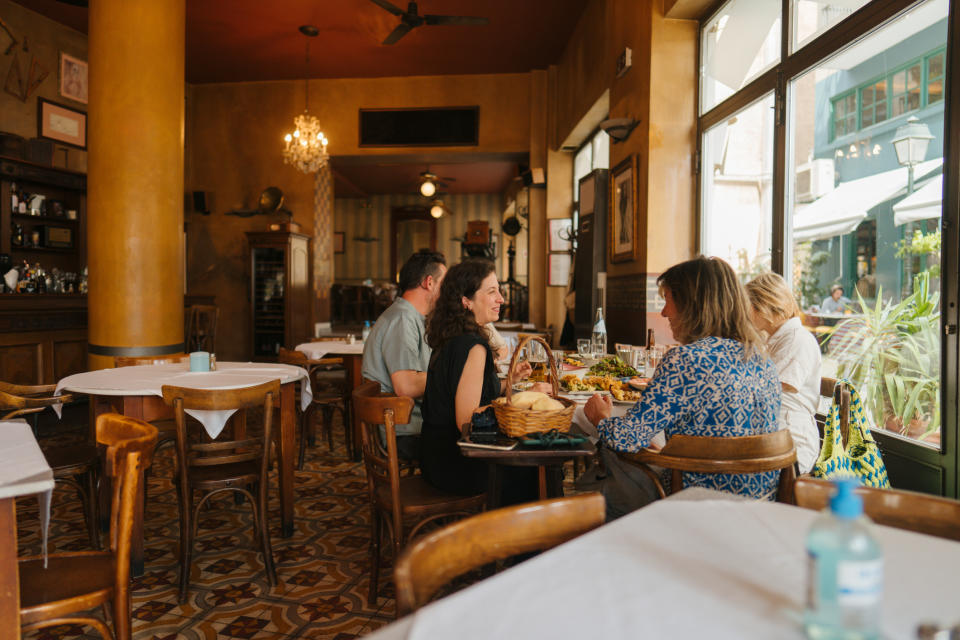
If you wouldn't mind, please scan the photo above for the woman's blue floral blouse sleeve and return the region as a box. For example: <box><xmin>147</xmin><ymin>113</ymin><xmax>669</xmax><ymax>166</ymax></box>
<box><xmin>596</xmin><ymin>349</ymin><xmax>689</xmax><ymax>452</ymax></box>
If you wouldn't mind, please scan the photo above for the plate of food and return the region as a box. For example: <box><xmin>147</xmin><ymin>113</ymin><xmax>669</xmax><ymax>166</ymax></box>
<box><xmin>628</xmin><ymin>376</ymin><xmax>651</xmax><ymax>390</ymax></box>
<box><xmin>611</xmin><ymin>387</ymin><xmax>643</xmax><ymax>404</ymax></box>
<box><xmin>588</xmin><ymin>356</ymin><xmax>640</xmax><ymax>378</ymax></box>
<box><xmin>560</xmin><ymin>374</ymin><xmax>626</xmax><ymax>395</ymax></box>
<box><xmin>560</xmin><ymin>355</ymin><xmax>587</xmax><ymax>371</ymax></box>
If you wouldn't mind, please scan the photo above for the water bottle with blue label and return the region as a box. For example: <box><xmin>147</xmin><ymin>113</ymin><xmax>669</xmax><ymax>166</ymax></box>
<box><xmin>804</xmin><ymin>479</ymin><xmax>883</xmax><ymax>639</ymax></box>
<box><xmin>362</xmin><ymin>320</ymin><xmax>371</xmax><ymax>343</ymax></box>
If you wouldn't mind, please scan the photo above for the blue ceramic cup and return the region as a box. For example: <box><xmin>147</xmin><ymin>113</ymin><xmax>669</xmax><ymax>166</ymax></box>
<box><xmin>189</xmin><ymin>351</ymin><xmax>210</xmax><ymax>372</ymax></box>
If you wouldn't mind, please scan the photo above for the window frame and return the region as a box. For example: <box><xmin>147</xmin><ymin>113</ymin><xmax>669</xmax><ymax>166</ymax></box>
<box><xmin>696</xmin><ymin>0</ymin><xmax>960</xmax><ymax>498</ymax></box>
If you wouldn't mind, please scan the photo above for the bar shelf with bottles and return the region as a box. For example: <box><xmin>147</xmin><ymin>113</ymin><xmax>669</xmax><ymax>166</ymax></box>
<box><xmin>1</xmin><ymin>156</ymin><xmax>86</xmax><ymax>278</ymax></box>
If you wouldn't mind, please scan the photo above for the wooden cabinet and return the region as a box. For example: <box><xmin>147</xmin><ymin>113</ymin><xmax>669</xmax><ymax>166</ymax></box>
<box><xmin>246</xmin><ymin>231</ymin><xmax>311</xmax><ymax>360</ymax></box>
<box><xmin>0</xmin><ymin>294</ymin><xmax>88</xmax><ymax>385</ymax></box>
<box><xmin>0</xmin><ymin>157</ymin><xmax>86</xmax><ymax>279</ymax></box>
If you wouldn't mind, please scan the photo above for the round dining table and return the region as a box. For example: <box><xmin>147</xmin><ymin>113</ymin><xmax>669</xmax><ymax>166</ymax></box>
<box><xmin>56</xmin><ymin>361</ymin><xmax>311</xmax><ymax>576</ymax></box>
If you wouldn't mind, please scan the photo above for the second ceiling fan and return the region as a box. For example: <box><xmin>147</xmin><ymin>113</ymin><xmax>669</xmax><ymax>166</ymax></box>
<box><xmin>369</xmin><ymin>0</ymin><xmax>489</xmax><ymax>45</ymax></box>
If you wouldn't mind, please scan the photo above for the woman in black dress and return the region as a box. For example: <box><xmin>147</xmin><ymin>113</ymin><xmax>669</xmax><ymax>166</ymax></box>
<box><xmin>420</xmin><ymin>259</ymin><xmax>539</xmax><ymax>501</ymax></box>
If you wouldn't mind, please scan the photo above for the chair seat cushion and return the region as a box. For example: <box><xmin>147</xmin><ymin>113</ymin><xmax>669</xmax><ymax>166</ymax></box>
<box><xmin>19</xmin><ymin>551</ymin><xmax>115</xmax><ymax>624</ymax></box>
<box><xmin>376</xmin><ymin>477</ymin><xmax>486</xmax><ymax>518</ymax></box>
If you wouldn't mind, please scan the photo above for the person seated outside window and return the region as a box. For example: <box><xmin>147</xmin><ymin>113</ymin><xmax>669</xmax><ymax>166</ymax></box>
<box><xmin>820</xmin><ymin>284</ymin><xmax>851</xmax><ymax>314</ymax></box>
<box><xmin>361</xmin><ymin>250</ymin><xmax>447</xmax><ymax>462</ymax></box>
<box><xmin>583</xmin><ymin>256</ymin><xmax>782</xmax><ymax>518</ymax></box>
<box><xmin>746</xmin><ymin>273</ymin><xmax>821</xmax><ymax>474</ymax></box>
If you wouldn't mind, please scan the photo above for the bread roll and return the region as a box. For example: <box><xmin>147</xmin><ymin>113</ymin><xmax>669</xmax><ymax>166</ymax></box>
<box><xmin>510</xmin><ymin>391</ymin><xmax>549</xmax><ymax>409</ymax></box>
<box><xmin>531</xmin><ymin>396</ymin><xmax>564</xmax><ymax>411</ymax></box>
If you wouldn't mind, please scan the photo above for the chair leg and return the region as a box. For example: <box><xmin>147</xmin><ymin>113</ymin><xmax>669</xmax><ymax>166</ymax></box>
<box><xmin>85</xmin><ymin>468</ymin><xmax>100</xmax><ymax>550</ymax></box>
<box><xmin>115</xmin><ymin>578</ymin><xmax>132</xmax><ymax>640</ymax></box>
<box><xmin>176</xmin><ymin>484</ymin><xmax>193</xmax><ymax>604</ymax></box>
<box><xmin>258</xmin><ymin>480</ymin><xmax>277</xmax><ymax>586</ymax></box>
<box><xmin>298</xmin><ymin>404</ymin><xmax>315</xmax><ymax>470</ymax></box>
<box><xmin>340</xmin><ymin>402</ymin><xmax>354</xmax><ymax>459</ymax></box>
<box><xmin>368</xmin><ymin>508</ymin><xmax>381</xmax><ymax>606</ymax></box>
<box><xmin>322</xmin><ymin>405</ymin><xmax>335</xmax><ymax>451</ymax></box>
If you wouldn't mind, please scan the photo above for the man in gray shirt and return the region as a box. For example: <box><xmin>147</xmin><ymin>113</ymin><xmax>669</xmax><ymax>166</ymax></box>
<box><xmin>362</xmin><ymin>249</ymin><xmax>446</xmax><ymax>460</ymax></box>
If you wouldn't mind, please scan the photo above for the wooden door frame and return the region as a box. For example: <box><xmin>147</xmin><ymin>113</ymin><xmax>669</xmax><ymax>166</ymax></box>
<box><xmin>389</xmin><ymin>206</ymin><xmax>437</xmax><ymax>283</ymax></box>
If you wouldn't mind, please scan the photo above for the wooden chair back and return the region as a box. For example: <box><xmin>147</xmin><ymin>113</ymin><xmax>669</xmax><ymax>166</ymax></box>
<box><xmin>161</xmin><ymin>380</ymin><xmax>279</xmax><ymax>478</ymax></box>
<box><xmin>394</xmin><ymin>493</ymin><xmax>606</xmax><ymax>614</ymax></box>
<box><xmin>97</xmin><ymin>413</ymin><xmax>159</xmax><ymax>554</ymax></box>
<box><xmin>352</xmin><ymin>380</ymin><xmax>413</xmax><ymax>527</ymax></box>
<box><xmin>794</xmin><ymin>477</ymin><xmax>960</xmax><ymax>542</ymax></box>
<box><xmin>0</xmin><ymin>381</ymin><xmax>56</xmax><ymax>397</ymax></box>
<box><xmin>817</xmin><ymin>377</ymin><xmax>851</xmax><ymax>446</ymax></box>
<box><xmin>0</xmin><ymin>389</ymin><xmax>73</xmax><ymax>420</ymax></box>
<box><xmin>618</xmin><ymin>430</ymin><xmax>798</xmax><ymax>502</ymax></box>
<box><xmin>187</xmin><ymin>304</ymin><xmax>219</xmax><ymax>353</ymax></box>
<box><xmin>115</xmin><ymin>353</ymin><xmax>190</xmax><ymax>367</ymax></box>
<box><xmin>277</xmin><ymin>347</ymin><xmax>309</xmax><ymax>366</ymax></box>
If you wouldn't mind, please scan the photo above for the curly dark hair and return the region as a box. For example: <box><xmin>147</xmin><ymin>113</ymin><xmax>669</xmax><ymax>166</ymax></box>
<box><xmin>426</xmin><ymin>258</ymin><xmax>496</xmax><ymax>354</ymax></box>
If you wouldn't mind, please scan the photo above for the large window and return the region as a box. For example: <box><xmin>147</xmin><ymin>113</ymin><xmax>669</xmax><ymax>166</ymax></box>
<box><xmin>700</xmin><ymin>0</ymin><xmax>956</xmax><ymax>493</ymax></box>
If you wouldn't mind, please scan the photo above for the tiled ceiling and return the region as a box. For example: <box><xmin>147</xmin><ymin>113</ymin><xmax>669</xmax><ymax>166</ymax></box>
<box><xmin>18</xmin><ymin>0</ymin><xmax>587</xmax><ymax>194</ymax></box>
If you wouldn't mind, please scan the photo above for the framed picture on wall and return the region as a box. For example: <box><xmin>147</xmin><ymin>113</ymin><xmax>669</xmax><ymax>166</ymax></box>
<box><xmin>609</xmin><ymin>155</ymin><xmax>638</xmax><ymax>263</ymax></box>
<box><xmin>548</xmin><ymin>253</ymin><xmax>571</xmax><ymax>287</ymax></box>
<box><xmin>334</xmin><ymin>231</ymin><xmax>345</xmax><ymax>254</ymax></box>
<box><xmin>38</xmin><ymin>98</ymin><xmax>86</xmax><ymax>149</ymax></box>
<box><xmin>59</xmin><ymin>52</ymin><xmax>88</xmax><ymax>104</ymax></box>
<box><xmin>549</xmin><ymin>218</ymin><xmax>573</xmax><ymax>252</ymax></box>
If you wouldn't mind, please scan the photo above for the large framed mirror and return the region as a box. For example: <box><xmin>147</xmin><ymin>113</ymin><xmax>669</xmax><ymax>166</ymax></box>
<box><xmin>390</xmin><ymin>207</ymin><xmax>437</xmax><ymax>283</ymax></box>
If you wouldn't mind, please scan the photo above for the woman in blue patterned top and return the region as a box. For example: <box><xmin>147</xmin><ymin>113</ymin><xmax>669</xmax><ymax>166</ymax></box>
<box><xmin>584</xmin><ymin>256</ymin><xmax>781</xmax><ymax>515</ymax></box>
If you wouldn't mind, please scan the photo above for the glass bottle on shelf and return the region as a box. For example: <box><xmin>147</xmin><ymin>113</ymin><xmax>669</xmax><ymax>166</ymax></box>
<box><xmin>10</xmin><ymin>182</ymin><xmax>17</xmax><ymax>212</ymax></box>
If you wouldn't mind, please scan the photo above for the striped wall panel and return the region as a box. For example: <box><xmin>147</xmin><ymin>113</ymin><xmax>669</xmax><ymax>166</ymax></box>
<box><xmin>334</xmin><ymin>193</ymin><xmax>520</xmax><ymax>284</ymax></box>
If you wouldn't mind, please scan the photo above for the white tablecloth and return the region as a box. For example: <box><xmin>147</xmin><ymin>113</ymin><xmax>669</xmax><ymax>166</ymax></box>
<box><xmin>56</xmin><ymin>362</ymin><xmax>312</xmax><ymax>439</ymax></box>
<box><xmin>0</xmin><ymin>420</ymin><xmax>55</xmax><ymax>565</ymax></box>
<box><xmin>365</xmin><ymin>495</ymin><xmax>960</xmax><ymax>640</ymax></box>
<box><xmin>296</xmin><ymin>340</ymin><xmax>365</xmax><ymax>359</ymax></box>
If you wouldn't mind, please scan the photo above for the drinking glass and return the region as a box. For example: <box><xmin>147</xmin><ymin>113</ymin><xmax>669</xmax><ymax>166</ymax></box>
<box><xmin>630</xmin><ymin>347</ymin><xmax>647</xmax><ymax>372</ymax></box>
<box><xmin>645</xmin><ymin>348</ymin><xmax>662</xmax><ymax>377</ymax></box>
<box><xmin>591</xmin><ymin>335</ymin><xmax>607</xmax><ymax>358</ymax></box>
<box><xmin>577</xmin><ymin>339</ymin><xmax>591</xmax><ymax>356</ymax></box>
<box><xmin>616</xmin><ymin>345</ymin><xmax>632</xmax><ymax>364</ymax></box>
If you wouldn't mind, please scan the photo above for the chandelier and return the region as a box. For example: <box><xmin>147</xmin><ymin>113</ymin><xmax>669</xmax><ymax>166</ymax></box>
<box><xmin>283</xmin><ymin>26</ymin><xmax>329</xmax><ymax>174</ymax></box>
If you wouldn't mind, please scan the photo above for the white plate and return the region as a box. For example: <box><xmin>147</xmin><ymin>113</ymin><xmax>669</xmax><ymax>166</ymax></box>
<box><xmin>613</xmin><ymin>398</ymin><xmax>640</xmax><ymax>405</ymax></box>
<box><xmin>561</xmin><ymin>389</ymin><xmax>608</xmax><ymax>396</ymax></box>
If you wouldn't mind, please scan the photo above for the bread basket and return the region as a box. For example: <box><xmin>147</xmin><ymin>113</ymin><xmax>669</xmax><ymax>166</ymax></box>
<box><xmin>492</xmin><ymin>334</ymin><xmax>575</xmax><ymax>438</ymax></box>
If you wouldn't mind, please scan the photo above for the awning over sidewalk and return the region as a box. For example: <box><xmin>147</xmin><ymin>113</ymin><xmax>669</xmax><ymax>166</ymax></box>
<box><xmin>893</xmin><ymin>174</ymin><xmax>943</xmax><ymax>226</ymax></box>
<box><xmin>792</xmin><ymin>158</ymin><xmax>942</xmax><ymax>242</ymax></box>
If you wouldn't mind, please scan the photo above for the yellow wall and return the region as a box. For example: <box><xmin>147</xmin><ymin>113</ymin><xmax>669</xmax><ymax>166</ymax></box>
<box><xmin>549</xmin><ymin>0</ymin><xmax>698</xmax><ymax>345</ymax></box>
<box><xmin>0</xmin><ymin>0</ymin><xmax>88</xmax><ymax>173</ymax></box>
<box><xmin>186</xmin><ymin>73</ymin><xmax>533</xmax><ymax>360</ymax></box>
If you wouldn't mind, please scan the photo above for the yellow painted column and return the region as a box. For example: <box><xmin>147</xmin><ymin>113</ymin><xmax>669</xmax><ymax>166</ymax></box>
<box><xmin>312</xmin><ymin>165</ymin><xmax>334</xmax><ymax>325</ymax></box>
<box><xmin>87</xmin><ymin>0</ymin><xmax>185</xmax><ymax>369</ymax></box>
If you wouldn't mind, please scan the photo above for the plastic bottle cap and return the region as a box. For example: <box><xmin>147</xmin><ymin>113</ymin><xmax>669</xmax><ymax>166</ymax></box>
<box><xmin>829</xmin><ymin>479</ymin><xmax>863</xmax><ymax>519</ymax></box>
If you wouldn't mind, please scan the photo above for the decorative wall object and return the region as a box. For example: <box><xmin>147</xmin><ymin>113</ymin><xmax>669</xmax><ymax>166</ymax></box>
<box><xmin>610</xmin><ymin>155</ymin><xmax>638</xmax><ymax>263</ymax></box>
<box><xmin>4</xmin><ymin>50</ymin><xmax>47</xmax><ymax>103</ymax></box>
<box><xmin>548</xmin><ymin>252</ymin><xmax>571</xmax><ymax>286</ymax></box>
<box><xmin>58</xmin><ymin>52</ymin><xmax>87</xmax><ymax>104</ymax></box>
<box><xmin>549</xmin><ymin>218</ymin><xmax>573</xmax><ymax>252</ymax></box>
<box><xmin>38</xmin><ymin>98</ymin><xmax>86</xmax><ymax>149</ymax></box>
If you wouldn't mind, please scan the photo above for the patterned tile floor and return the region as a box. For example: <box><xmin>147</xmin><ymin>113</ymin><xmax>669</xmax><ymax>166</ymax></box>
<box><xmin>17</xmin><ymin>404</ymin><xmax>399</xmax><ymax>640</ymax></box>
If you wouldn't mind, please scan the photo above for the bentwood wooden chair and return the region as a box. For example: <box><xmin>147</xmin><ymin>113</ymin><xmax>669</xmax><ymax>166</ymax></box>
<box><xmin>353</xmin><ymin>381</ymin><xmax>486</xmax><ymax>606</ymax></box>
<box><xmin>0</xmin><ymin>385</ymin><xmax>101</xmax><ymax>549</ymax></box>
<box><xmin>18</xmin><ymin>413</ymin><xmax>157</xmax><ymax>640</ymax></box>
<box><xmin>794</xmin><ymin>476</ymin><xmax>960</xmax><ymax>542</ymax></box>
<box><xmin>162</xmin><ymin>380</ymin><xmax>280</xmax><ymax>603</ymax></box>
<box><xmin>394</xmin><ymin>493</ymin><xmax>606</xmax><ymax>615</ymax></box>
<box><xmin>817</xmin><ymin>377</ymin><xmax>851</xmax><ymax>446</ymax></box>
<box><xmin>186</xmin><ymin>304</ymin><xmax>219</xmax><ymax>353</ymax></box>
<box><xmin>277</xmin><ymin>347</ymin><xmax>350</xmax><ymax>467</ymax></box>
<box><xmin>115</xmin><ymin>354</ymin><xmax>191</xmax><ymax>509</ymax></box>
<box><xmin>616</xmin><ymin>430</ymin><xmax>798</xmax><ymax>503</ymax></box>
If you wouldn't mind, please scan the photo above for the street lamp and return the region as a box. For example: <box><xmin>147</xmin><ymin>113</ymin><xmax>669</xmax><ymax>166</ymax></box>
<box><xmin>892</xmin><ymin>115</ymin><xmax>934</xmax><ymax>292</ymax></box>
<box><xmin>892</xmin><ymin>116</ymin><xmax>933</xmax><ymax>193</ymax></box>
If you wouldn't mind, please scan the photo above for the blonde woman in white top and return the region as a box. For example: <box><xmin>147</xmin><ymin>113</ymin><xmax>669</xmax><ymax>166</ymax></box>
<box><xmin>745</xmin><ymin>273</ymin><xmax>822</xmax><ymax>474</ymax></box>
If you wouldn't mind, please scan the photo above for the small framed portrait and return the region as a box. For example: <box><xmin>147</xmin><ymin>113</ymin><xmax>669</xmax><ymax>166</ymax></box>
<box><xmin>549</xmin><ymin>218</ymin><xmax>573</xmax><ymax>252</ymax></box>
<box><xmin>38</xmin><ymin>98</ymin><xmax>86</xmax><ymax>149</ymax></box>
<box><xmin>609</xmin><ymin>155</ymin><xmax>638</xmax><ymax>263</ymax></box>
<box><xmin>334</xmin><ymin>231</ymin><xmax>345</xmax><ymax>254</ymax></box>
<box><xmin>548</xmin><ymin>252</ymin><xmax>571</xmax><ymax>287</ymax></box>
<box><xmin>59</xmin><ymin>52</ymin><xmax>88</xmax><ymax>104</ymax></box>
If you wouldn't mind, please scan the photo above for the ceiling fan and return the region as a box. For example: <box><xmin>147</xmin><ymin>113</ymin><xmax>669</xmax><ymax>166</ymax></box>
<box><xmin>369</xmin><ymin>0</ymin><xmax>489</xmax><ymax>45</ymax></box>
<box><xmin>417</xmin><ymin>170</ymin><xmax>455</xmax><ymax>197</ymax></box>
